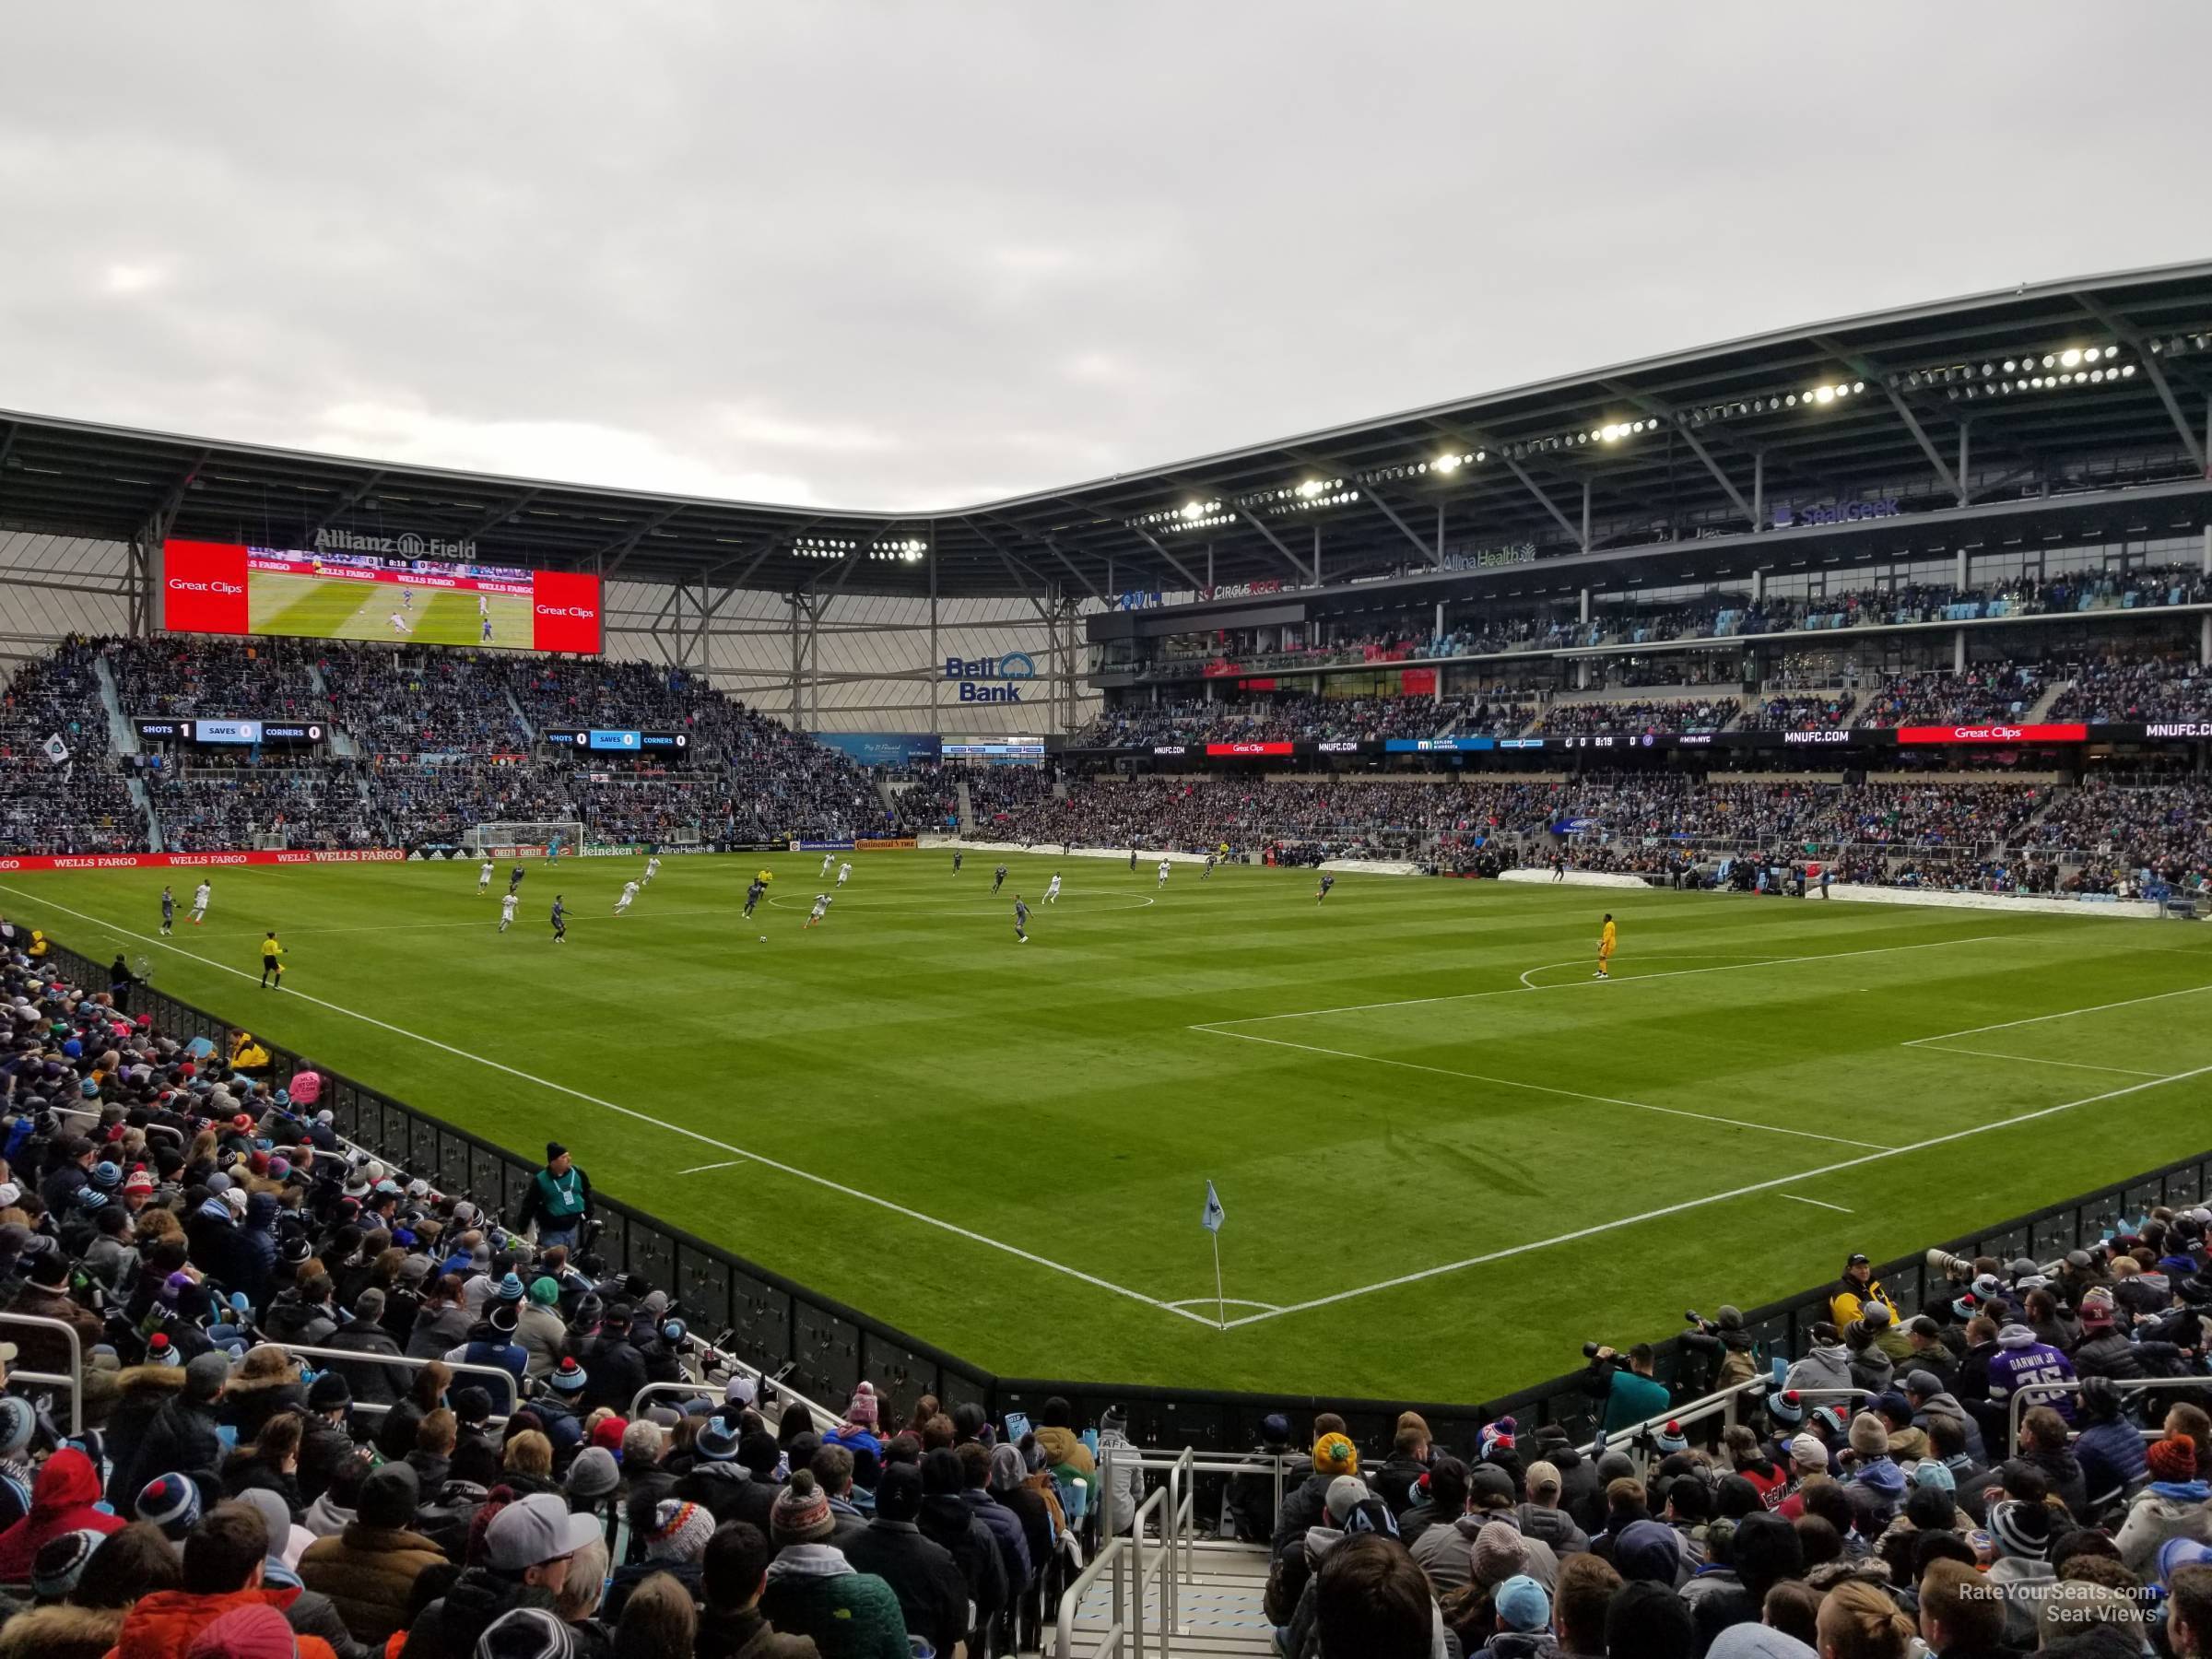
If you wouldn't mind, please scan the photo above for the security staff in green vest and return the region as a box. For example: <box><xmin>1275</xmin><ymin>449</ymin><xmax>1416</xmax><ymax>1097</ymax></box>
<box><xmin>519</xmin><ymin>1141</ymin><xmax>593</xmax><ymax>1251</ymax></box>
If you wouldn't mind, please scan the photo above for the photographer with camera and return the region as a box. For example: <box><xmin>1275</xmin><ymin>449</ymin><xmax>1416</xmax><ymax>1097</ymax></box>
<box><xmin>1583</xmin><ymin>1341</ymin><xmax>1668</xmax><ymax>1435</ymax></box>
<box><xmin>1678</xmin><ymin>1307</ymin><xmax>1758</xmax><ymax>1393</ymax></box>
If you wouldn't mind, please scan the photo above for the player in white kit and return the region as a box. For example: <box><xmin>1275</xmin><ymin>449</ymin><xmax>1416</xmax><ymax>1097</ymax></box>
<box><xmin>642</xmin><ymin>854</ymin><xmax>661</xmax><ymax>886</ymax></box>
<box><xmin>478</xmin><ymin>857</ymin><xmax>495</xmax><ymax>893</ymax></box>
<box><xmin>1045</xmin><ymin>873</ymin><xmax>1062</xmax><ymax>904</ymax></box>
<box><xmin>190</xmin><ymin>880</ymin><xmax>212</xmax><ymax>924</ymax></box>
<box><xmin>820</xmin><ymin>853</ymin><xmax>836</xmax><ymax>878</ymax></box>
<box><xmin>836</xmin><ymin>861</ymin><xmax>852</xmax><ymax>888</ymax></box>
<box><xmin>388</xmin><ymin>609</ymin><xmax>414</xmax><ymax>635</ymax></box>
<box><xmin>1157</xmin><ymin>859</ymin><xmax>1171</xmax><ymax>888</ymax></box>
<box><xmin>499</xmin><ymin>892</ymin><xmax>519</xmax><ymax>932</ymax></box>
<box><xmin>615</xmin><ymin>880</ymin><xmax>639</xmax><ymax>914</ymax></box>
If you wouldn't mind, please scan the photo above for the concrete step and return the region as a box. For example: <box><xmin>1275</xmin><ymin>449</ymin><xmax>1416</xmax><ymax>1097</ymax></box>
<box><xmin>1062</xmin><ymin>1543</ymin><xmax>1278</xmax><ymax>1659</ymax></box>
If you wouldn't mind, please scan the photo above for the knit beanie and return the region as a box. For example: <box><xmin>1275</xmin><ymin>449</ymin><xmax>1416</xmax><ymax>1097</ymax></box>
<box><xmin>591</xmin><ymin>1416</ymin><xmax>629</xmax><ymax>1456</ymax></box>
<box><xmin>565</xmin><ymin>1445</ymin><xmax>619</xmax><ymax>1500</ymax></box>
<box><xmin>1495</xmin><ymin>1573</ymin><xmax>1551</xmax><ymax>1633</ymax></box>
<box><xmin>527</xmin><ymin>1277</ymin><xmax>560</xmax><ymax>1307</ymax></box>
<box><xmin>1653</xmin><ymin>1420</ymin><xmax>1688</xmax><ymax>1456</ymax></box>
<box><xmin>30</xmin><ymin>1528</ymin><xmax>101</xmax><ymax>1600</ymax></box>
<box><xmin>1988</xmin><ymin>1499</ymin><xmax>2052</xmax><ymax>1560</ymax></box>
<box><xmin>1312</xmin><ymin>1433</ymin><xmax>1358</xmax><ymax>1477</ymax></box>
<box><xmin>772</xmin><ymin>1470</ymin><xmax>835</xmax><ymax>1546</ymax></box>
<box><xmin>1474</xmin><ymin>1519</ymin><xmax>1530</xmax><ymax>1586</ymax></box>
<box><xmin>138</xmin><ymin>1471</ymin><xmax>203</xmax><ymax>1537</ymax></box>
<box><xmin>1848</xmin><ymin>1413</ymin><xmax>1889</xmax><ymax>1459</ymax></box>
<box><xmin>2148</xmin><ymin>1436</ymin><xmax>2198</xmax><ymax>1484</ymax></box>
<box><xmin>0</xmin><ymin>1397</ymin><xmax>34</xmax><ymax>1456</ymax></box>
<box><xmin>547</xmin><ymin>1357</ymin><xmax>588</xmax><ymax>1396</ymax></box>
<box><xmin>1765</xmin><ymin>1388</ymin><xmax>1804</xmax><ymax>1426</ymax></box>
<box><xmin>646</xmin><ymin>1498</ymin><xmax>715</xmax><ymax>1563</ymax></box>
<box><xmin>845</xmin><ymin>1381</ymin><xmax>878</xmax><ymax>1427</ymax></box>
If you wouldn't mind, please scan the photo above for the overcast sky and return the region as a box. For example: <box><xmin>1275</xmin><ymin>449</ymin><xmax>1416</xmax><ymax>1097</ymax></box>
<box><xmin>3</xmin><ymin>5</ymin><xmax>2207</xmax><ymax>513</ymax></box>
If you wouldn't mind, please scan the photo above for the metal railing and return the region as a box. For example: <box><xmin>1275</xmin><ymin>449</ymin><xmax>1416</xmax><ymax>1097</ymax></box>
<box><xmin>274</xmin><ymin>1344</ymin><xmax>525</xmax><ymax>1419</ymax></box>
<box><xmin>0</xmin><ymin>1313</ymin><xmax>85</xmax><ymax>1434</ymax></box>
<box><xmin>1055</xmin><ymin>1477</ymin><xmax>1174</xmax><ymax>1659</ymax></box>
<box><xmin>2006</xmin><ymin>1374</ymin><xmax>2207</xmax><ymax>1452</ymax></box>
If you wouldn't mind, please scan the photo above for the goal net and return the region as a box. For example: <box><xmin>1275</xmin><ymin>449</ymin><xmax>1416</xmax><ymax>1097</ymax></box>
<box><xmin>463</xmin><ymin>820</ymin><xmax>585</xmax><ymax>857</ymax></box>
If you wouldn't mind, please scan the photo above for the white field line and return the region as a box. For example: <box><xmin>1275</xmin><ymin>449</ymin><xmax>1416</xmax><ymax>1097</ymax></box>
<box><xmin>1516</xmin><ymin>951</ymin><xmax>1788</xmax><ymax>990</ymax></box>
<box><xmin>1</xmin><ymin>883</ymin><xmax>1217</xmax><ymax>1328</ymax></box>
<box><xmin>678</xmin><ymin>1160</ymin><xmax>748</xmax><ymax>1175</ymax></box>
<box><xmin>1196</xmin><ymin>933</ymin><xmax>2012</xmax><ymax>1027</ymax></box>
<box><xmin>1197</xmin><ymin>1026</ymin><xmax>1895</xmax><ymax>1151</ymax></box>
<box><xmin>1216</xmin><ymin>1061</ymin><xmax>2212</xmax><ymax>1328</ymax></box>
<box><xmin>1909</xmin><ymin>1046</ymin><xmax>2168</xmax><ymax>1079</ymax></box>
<box><xmin>1167</xmin><ymin>1298</ymin><xmax>1285</xmax><ymax>1313</ymax></box>
<box><xmin>1901</xmin><ymin>982</ymin><xmax>2212</xmax><ymax>1045</ymax></box>
<box><xmin>1782</xmin><ymin>1194</ymin><xmax>1853</xmax><ymax>1213</ymax></box>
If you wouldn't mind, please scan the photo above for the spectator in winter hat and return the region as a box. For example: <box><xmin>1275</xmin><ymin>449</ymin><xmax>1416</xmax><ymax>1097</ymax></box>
<box><xmin>27</xmin><ymin>1525</ymin><xmax>103</xmax><ymax>1604</ymax></box>
<box><xmin>138</xmin><ymin>1471</ymin><xmax>206</xmax><ymax>1542</ymax></box>
<box><xmin>759</xmin><ymin>1470</ymin><xmax>910</xmax><ymax>1655</ymax></box>
<box><xmin>564</xmin><ymin>1446</ymin><xmax>619</xmax><ymax>1511</ymax></box>
<box><xmin>2118</xmin><ymin>1437</ymin><xmax>2212</xmax><ymax>1578</ymax></box>
<box><xmin>825</xmin><ymin>1382</ymin><xmax>883</xmax><ymax>1459</ymax></box>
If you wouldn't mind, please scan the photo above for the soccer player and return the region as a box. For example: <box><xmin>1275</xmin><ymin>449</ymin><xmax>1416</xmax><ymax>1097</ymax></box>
<box><xmin>1013</xmin><ymin>895</ymin><xmax>1030</xmax><ymax>943</ymax></box>
<box><xmin>259</xmin><ymin>930</ymin><xmax>285</xmax><ymax>990</ymax></box>
<box><xmin>836</xmin><ymin>861</ymin><xmax>852</xmax><ymax>888</ymax></box>
<box><xmin>159</xmin><ymin>885</ymin><xmax>175</xmax><ymax>935</ymax></box>
<box><xmin>615</xmin><ymin>879</ymin><xmax>639</xmax><ymax>914</ymax></box>
<box><xmin>509</xmin><ymin>863</ymin><xmax>525</xmax><ymax>894</ymax></box>
<box><xmin>190</xmin><ymin>880</ymin><xmax>212</xmax><ymax>925</ymax></box>
<box><xmin>402</xmin><ymin>586</ymin><xmax>415</xmax><ymax>609</ymax></box>
<box><xmin>1595</xmin><ymin>912</ymin><xmax>1617</xmax><ymax>980</ymax></box>
<box><xmin>992</xmin><ymin>865</ymin><xmax>1006</xmax><ymax>894</ymax></box>
<box><xmin>743</xmin><ymin>876</ymin><xmax>766</xmax><ymax>919</ymax></box>
<box><xmin>480</xmin><ymin>616</ymin><xmax>495</xmax><ymax>643</ymax></box>
<box><xmin>1202</xmin><ymin>852</ymin><xmax>1216</xmax><ymax>880</ymax></box>
<box><xmin>550</xmin><ymin>895</ymin><xmax>568</xmax><ymax>944</ymax></box>
<box><xmin>805</xmin><ymin>893</ymin><xmax>830</xmax><ymax>929</ymax></box>
<box><xmin>820</xmin><ymin>852</ymin><xmax>836</xmax><ymax>879</ymax></box>
<box><xmin>388</xmin><ymin>609</ymin><xmax>414</xmax><ymax>635</ymax></box>
<box><xmin>477</xmin><ymin>592</ymin><xmax>489</xmax><ymax>618</ymax></box>
<box><xmin>477</xmin><ymin>857</ymin><xmax>495</xmax><ymax>893</ymax></box>
<box><xmin>1128</xmin><ymin>844</ymin><xmax>1138</xmax><ymax>873</ymax></box>
<box><xmin>500</xmin><ymin>890</ymin><xmax>519</xmax><ymax>932</ymax></box>
<box><xmin>1317</xmin><ymin>874</ymin><xmax>1335</xmax><ymax>902</ymax></box>
<box><xmin>1157</xmin><ymin>858</ymin><xmax>1171</xmax><ymax>888</ymax></box>
<box><xmin>1044</xmin><ymin>872</ymin><xmax>1062</xmax><ymax>905</ymax></box>
<box><xmin>643</xmin><ymin>853</ymin><xmax>661</xmax><ymax>886</ymax></box>
<box><xmin>952</xmin><ymin>850</ymin><xmax>963</xmax><ymax>875</ymax></box>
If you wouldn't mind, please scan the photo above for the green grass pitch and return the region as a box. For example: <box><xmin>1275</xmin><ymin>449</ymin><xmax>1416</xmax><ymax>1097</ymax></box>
<box><xmin>4</xmin><ymin>853</ymin><xmax>2208</xmax><ymax>1406</ymax></box>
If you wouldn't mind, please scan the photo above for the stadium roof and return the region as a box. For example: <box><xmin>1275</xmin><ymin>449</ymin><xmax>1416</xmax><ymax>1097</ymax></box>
<box><xmin>4</xmin><ymin>259</ymin><xmax>2210</xmax><ymax>601</ymax></box>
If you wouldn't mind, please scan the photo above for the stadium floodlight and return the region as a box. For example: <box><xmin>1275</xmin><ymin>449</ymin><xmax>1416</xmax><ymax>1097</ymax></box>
<box><xmin>1432</xmin><ymin>453</ymin><xmax>1460</xmax><ymax>473</ymax></box>
<box><xmin>1181</xmin><ymin>500</ymin><xmax>1208</xmax><ymax>519</ymax></box>
<box><xmin>2060</xmin><ymin>348</ymin><xmax>2083</xmax><ymax>368</ymax></box>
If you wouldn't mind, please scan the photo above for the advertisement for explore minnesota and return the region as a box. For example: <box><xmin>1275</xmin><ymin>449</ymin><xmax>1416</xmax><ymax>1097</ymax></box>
<box><xmin>160</xmin><ymin>536</ymin><xmax>603</xmax><ymax>653</ymax></box>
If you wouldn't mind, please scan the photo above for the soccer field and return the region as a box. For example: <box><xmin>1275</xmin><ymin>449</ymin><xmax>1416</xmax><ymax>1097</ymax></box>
<box><xmin>249</xmin><ymin>571</ymin><xmax>535</xmax><ymax>647</ymax></box>
<box><xmin>5</xmin><ymin>853</ymin><xmax>2210</xmax><ymax>1406</ymax></box>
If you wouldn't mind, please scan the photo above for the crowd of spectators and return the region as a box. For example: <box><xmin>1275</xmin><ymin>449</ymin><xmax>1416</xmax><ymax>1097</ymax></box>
<box><xmin>1739</xmin><ymin>693</ymin><xmax>1859</xmax><ymax>733</ymax></box>
<box><xmin>0</xmin><ymin>937</ymin><xmax>1094</xmax><ymax>1659</ymax></box>
<box><xmin>2053</xmin><ymin>658</ymin><xmax>2211</xmax><ymax>725</ymax></box>
<box><xmin>1073</xmin><ymin>692</ymin><xmax>1467</xmax><ymax>747</ymax></box>
<box><xmin>147</xmin><ymin>770</ymin><xmax>378</xmax><ymax>854</ymax></box>
<box><xmin>1539</xmin><ymin>699</ymin><xmax>1741</xmax><ymax>736</ymax></box>
<box><xmin>110</xmin><ymin>641</ymin><xmax>320</xmax><ymax>724</ymax></box>
<box><xmin>1860</xmin><ymin>668</ymin><xmax>2046</xmax><ymax>728</ymax></box>
<box><xmin>319</xmin><ymin>651</ymin><xmax>532</xmax><ymax>759</ymax></box>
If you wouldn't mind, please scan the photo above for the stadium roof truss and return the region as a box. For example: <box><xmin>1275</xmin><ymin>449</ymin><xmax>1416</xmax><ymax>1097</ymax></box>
<box><xmin>3</xmin><ymin>260</ymin><xmax>2211</xmax><ymax>608</ymax></box>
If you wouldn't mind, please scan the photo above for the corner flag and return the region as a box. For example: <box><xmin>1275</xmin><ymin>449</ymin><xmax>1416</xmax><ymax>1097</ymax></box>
<box><xmin>1202</xmin><ymin>1180</ymin><xmax>1225</xmax><ymax>1233</ymax></box>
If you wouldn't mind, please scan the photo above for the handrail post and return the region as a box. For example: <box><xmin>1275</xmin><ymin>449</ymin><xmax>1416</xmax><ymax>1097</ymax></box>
<box><xmin>0</xmin><ymin>1313</ymin><xmax>84</xmax><ymax>1435</ymax></box>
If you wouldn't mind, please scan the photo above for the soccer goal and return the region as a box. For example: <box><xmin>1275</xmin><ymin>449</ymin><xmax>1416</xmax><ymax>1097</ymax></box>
<box><xmin>463</xmin><ymin>820</ymin><xmax>586</xmax><ymax>857</ymax></box>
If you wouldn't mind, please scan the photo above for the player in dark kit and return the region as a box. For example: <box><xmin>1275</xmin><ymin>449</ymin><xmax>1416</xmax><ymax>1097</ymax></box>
<box><xmin>992</xmin><ymin>865</ymin><xmax>1006</xmax><ymax>893</ymax></box>
<box><xmin>1316</xmin><ymin>874</ymin><xmax>1335</xmax><ymax>902</ymax></box>
<box><xmin>953</xmin><ymin>851</ymin><xmax>963</xmax><ymax>875</ymax></box>
<box><xmin>510</xmin><ymin>863</ymin><xmax>526</xmax><ymax>894</ymax></box>
<box><xmin>550</xmin><ymin>895</ymin><xmax>568</xmax><ymax>944</ymax></box>
<box><xmin>159</xmin><ymin>886</ymin><xmax>175</xmax><ymax>935</ymax></box>
<box><xmin>1013</xmin><ymin>895</ymin><xmax>1030</xmax><ymax>943</ymax></box>
<box><xmin>742</xmin><ymin>877</ymin><xmax>766</xmax><ymax>919</ymax></box>
<box><xmin>1129</xmin><ymin>844</ymin><xmax>1138</xmax><ymax>872</ymax></box>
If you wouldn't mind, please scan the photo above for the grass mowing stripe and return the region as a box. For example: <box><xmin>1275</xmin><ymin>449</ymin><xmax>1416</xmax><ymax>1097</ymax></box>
<box><xmin>0</xmin><ymin>877</ymin><xmax>1217</xmax><ymax>1327</ymax></box>
<box><xmin>1221</xmin><ymin>1060</ymin><xmax>2212</xmax><ymax>1327</ymax></box>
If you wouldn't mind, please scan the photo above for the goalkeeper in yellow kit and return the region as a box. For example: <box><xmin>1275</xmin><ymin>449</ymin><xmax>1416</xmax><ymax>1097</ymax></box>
<box><xmin>1594</xmin><ymin>913</ymin><xmax>1616</xmax><ymax>980</ymax></box>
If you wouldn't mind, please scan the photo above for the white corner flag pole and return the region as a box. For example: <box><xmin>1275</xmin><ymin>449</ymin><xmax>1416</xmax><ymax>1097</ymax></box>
<box><xmin>1203</xmin><ymin>1179</ymin><xmax>1226</xmax><ymax>1329</ymax></box>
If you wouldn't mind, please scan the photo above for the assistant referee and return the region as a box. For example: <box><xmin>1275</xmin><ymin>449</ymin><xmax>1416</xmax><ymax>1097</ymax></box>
<box><xmin>259</xmin><ymin>930</ymin><xmax>286</xmax><ymax>990</ymax></box>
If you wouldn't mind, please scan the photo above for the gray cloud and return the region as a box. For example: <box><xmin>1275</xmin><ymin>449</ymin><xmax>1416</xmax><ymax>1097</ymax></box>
<box><xmin>2</xmin><ymin>2</ymin><xmax>2206</xmax><ymax>512</ymax></box>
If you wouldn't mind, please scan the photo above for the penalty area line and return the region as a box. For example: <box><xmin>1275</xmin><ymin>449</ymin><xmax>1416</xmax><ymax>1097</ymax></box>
<box><xmin>0</xmin><ymin>883</ymin><xmax>1217</xmax><ymax>1329</ymax></box>
<box><xmin>1218</xmin><ymin>1060</ymin><xmax>2212</xmax><ymax>1329</ymax></box>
